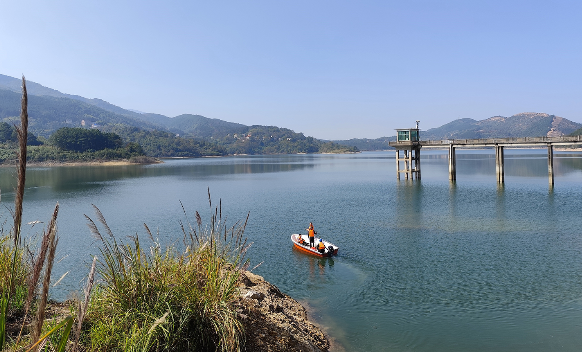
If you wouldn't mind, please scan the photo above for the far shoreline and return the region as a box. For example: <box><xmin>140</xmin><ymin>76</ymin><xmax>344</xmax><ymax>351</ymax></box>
<box><xmin>0</xmin><ymin>159</ymin><xmax>163</xmax><ymax>168</ymax></box>
<box><xmin>0</xmin><ymin>151</ymin><xmax>362</xmax><ymax>168</ymax></box>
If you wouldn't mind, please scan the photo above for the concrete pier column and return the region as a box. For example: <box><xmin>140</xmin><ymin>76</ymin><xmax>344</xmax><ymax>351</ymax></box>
<box><xmin>548</xmin><ymin>144</ymin><xmax>554</xmax><ymax>186</ymax></box>
<box><xmin>495</xmin><ymin>145</ymin><xmax>504</xmax><ymax>183</ymax></box>
<box><xmin>448</xmin><ymin>144</ymin><xmax>456</xmax><ymax>181</ymax></box>
<box><xmin>404</xmin><ymin>150</ymin><xmax>409</xmax><ymax>179</ymax></box>
<box><xmin>396</xmin><ymin>150</ymin><xmax>400</xmax><ymax>180</ymax></box>
<box><xmin>408</xmin><ymin>149</ymin><xmax>413</xmax><ymax>180</ymax></box>
<box><xmin>415</xmin><ymin>148</ymin><xmax>421</xmax><ymax>180</ymax></box>
<box><xmin>395</xmin><ymin>146</ymin><xmax>421</xmax><ymax>181</ymax></box>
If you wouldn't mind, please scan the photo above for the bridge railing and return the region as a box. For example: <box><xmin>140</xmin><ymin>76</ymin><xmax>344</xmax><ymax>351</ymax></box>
<box><xmin>417</xmin><ymin>135</ymin><xmax>582</xmax><ymax>146</ymax></box>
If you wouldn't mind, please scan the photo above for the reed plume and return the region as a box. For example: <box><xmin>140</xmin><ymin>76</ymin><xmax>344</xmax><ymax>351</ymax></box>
<box><xmin>29</xmin><ymin>204</ymin><xmax>59</xmax><ymax>351</ymax></box>
<box><xmin>13</xmin><ymin>75</ymin><xmax>28</xmax><ymax>248</ymax></box>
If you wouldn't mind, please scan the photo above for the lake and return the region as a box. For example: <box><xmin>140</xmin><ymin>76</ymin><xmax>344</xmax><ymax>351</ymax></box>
<box><xmin>2</xmin><ymin>149</ymin><xmax>582</xmax><ymax>351</ymax></box>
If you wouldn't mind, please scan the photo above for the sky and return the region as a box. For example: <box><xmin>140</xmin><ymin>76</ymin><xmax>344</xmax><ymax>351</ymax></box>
<box><xmin>1</xmin><ymin>0</ymin><xmax>582</xmax><ymax>140</ymax></box>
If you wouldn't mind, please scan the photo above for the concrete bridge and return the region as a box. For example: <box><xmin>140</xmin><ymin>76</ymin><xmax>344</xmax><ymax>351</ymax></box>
<box><xmin>389</xmin><ymin>134</ymin><xmax>582</xmax><ymax>185</ymax></box>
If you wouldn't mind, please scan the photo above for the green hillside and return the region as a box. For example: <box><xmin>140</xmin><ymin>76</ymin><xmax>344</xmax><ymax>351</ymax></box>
<box><xmin>0</xmin><ymin>89</ymin><xmax>155</xmax><ymax>137</ymax></box>
<box><xmin>168</xmin><ymin>114</ymin><xmax>248</xmax><ymax>138</ymax></box>
<box><xmin>0</xmin><ymin>74</ymin><xmax>142</xmax><ymax>118</ymax></box>
<box><xmin>331</xmin><ymin>137</ymin><xmax>395</xmax><ymax>151</ymax></box>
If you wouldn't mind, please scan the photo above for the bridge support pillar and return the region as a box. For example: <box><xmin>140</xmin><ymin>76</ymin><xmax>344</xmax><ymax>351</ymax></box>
<box><xmin>495</xmin><ymin>145</ymin><xmax>504</xmax><ymax>183</ymax></box>
<box><xmin>448</xmin><ymin>144</ymin><xmax>456</xmax><ymax>181</ymax></box>
<box><xmin>548</xmin><ymin>144</ymin><xmax>554</xmax><ymax>186</ymax></box>
<box><xmin>395</xmin><ymin>150</ymin><xmax>400</xmax><ymax>179</ymax></box>
<box><xmin>416</xmin><ymin>149</ymin><xmax>421</xmax><ymax>180</ymax></box>
<box><xmin>396</xmin><ymin>147</ymin><xmax>421</xmax><ymax>180</ymax></box>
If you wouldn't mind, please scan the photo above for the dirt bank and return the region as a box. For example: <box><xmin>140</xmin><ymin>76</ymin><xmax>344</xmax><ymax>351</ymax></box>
<box><xmin>235</xmin><ymin>271</ymin><xmax>330</xmax><ymax>352</ymax></box>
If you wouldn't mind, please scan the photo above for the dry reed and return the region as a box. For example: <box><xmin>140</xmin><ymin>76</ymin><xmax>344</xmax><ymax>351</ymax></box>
<box><xmin>29</xmin><ymin>204</ymin><xmax>59</xmax><ymax>351</ymax></box>
<box><xmin>13</xmin><ymin>75</ymin><xmax>28</xmax><ymax>248</ymax></box>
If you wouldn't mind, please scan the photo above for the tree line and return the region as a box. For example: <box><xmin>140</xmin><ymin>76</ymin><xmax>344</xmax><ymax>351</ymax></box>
<box><xmin>0</xmin><ymin>126</ymin><xmax>147</xmax><ymax>164</ymax></box>
<box><xmin>0</xmin><ymin>124</ymin><xmax>358</xmax><ymax>164</ymax></box>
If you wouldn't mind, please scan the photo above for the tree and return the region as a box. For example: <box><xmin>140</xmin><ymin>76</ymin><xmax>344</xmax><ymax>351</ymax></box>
<box><xmin>49</xmin><ymin>127</ymin><xmax>123</xmax><ymax>152</ymax></box>
<box><xmin>0</xmin><ymin>122</ymin><xmax>17</xmax><ymax>143</ymax></box>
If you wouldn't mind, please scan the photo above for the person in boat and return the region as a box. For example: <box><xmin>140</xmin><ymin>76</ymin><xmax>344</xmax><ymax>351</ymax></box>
<box><xmin>306</xmin><ymin>222</ymin><xmax>316</xmax><ymax>247</ymax></box>
<box><xmin>317</xmin><ymin>239</ymin><xmax>326</xmax><ymax>254</ymax></box>
<box><xmin>297</xmin><ymin>235</ymin><xmax>306</xmax><ymax>245</ymax></box>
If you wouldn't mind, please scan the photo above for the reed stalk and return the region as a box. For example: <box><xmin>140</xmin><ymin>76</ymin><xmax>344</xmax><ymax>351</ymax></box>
<box><xmin>7</xmin><ymin>76</ymin><xmax>28</xmax><ymax>300</ymax></box>
<box><xmin>29</xmin><ymin>204</ymin><xmax>59</xmax><ymax>351</ymax></box>
<box><xmin>13</xmin><ymin>75</ymin><xmax>28</xmax><ymax>248</ymax></box>
<box><xmin>1</xmin><ymin>76</ymin><xmax>30</xmax><ymax>351</ymax></box>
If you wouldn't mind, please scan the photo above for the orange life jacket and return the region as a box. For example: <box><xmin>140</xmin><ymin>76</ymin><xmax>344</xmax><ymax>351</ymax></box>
<box><xmin>308</xmin><ymin>229</ymin><xmax>315</xmax><ymax>237</ymax></box>
<box><xmin>318</xmin><ymin>242</ymin><xmax>325</xmax><ymax>250</ymax></box>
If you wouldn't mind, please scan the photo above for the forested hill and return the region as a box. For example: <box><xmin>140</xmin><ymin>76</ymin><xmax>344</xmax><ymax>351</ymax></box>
<box><xmin>0</xmin><ymin>74</ymin><xmax>142</xmax><ymax>118</ymax></box>
<box><xmin>137</xmin><ymin>113</ymin><xmax>249</xmax><ymax>139</ymax></box>
<box><xmin>329</xmin><ymin>137</ymin><xmax>395</xmax><ymax>151</ymax></box>
<box><xmin>0</xmin><ymin>75</ymin><xmax>357</xmax><ymax>156</ymax></box>
<box><xmin>0</xmin><ymin>89</ymin><xmax>160</xmax><ymax>137</ymax></box>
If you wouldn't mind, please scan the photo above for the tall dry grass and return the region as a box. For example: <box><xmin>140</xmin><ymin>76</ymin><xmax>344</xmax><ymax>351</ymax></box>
<box><xmin>84</xmin><ymin>195</ymin><xmax>250</xmax><ymax>351</ymax></box>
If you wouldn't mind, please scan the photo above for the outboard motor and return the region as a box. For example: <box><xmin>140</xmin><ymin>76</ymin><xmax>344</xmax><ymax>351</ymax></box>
<box><xmin>327</xmin><ymin>245</ymin><xmax>334</xmax><ymax>255</ymax></box>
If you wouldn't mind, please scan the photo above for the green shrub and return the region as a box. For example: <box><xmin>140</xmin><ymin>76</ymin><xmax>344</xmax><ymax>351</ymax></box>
<box><xmin>0</xmin><ymin>235</ymin><xmax>28</xmax><ymax>310</ymax></box>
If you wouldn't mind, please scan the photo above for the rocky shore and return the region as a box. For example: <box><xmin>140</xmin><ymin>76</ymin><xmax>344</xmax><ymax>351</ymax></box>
<box><xmin>235</xmin><ymin>271</ymin><xmax>331</xmax><ymax>352</ymax></box>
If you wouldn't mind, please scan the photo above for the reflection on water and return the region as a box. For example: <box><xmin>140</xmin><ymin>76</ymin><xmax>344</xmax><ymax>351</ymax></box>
<box><xmin>0</xmin><ymin>156</ymin><xmax>316</xmax><ymax>200</ymax></box>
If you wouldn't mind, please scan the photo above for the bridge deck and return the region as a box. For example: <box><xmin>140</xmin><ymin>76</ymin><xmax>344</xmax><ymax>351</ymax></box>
<box><xmin>405</xmin><ymin>135</ymin><xmax>582</xmax><ymax>148</ymax></box>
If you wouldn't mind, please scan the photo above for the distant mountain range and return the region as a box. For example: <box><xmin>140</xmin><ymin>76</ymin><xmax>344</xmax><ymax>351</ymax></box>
<box><xmin>420</xmin><ymin>113</ymin><xmax>581</xmax><ymax>139</ymax></box>
<box><xmin>0</xmin><ymin>74</ymin><xmax>141</xmax><ymax>118</ymax></box>
<box><xmin>0</xmin><ymin>74</ymin><xmax>246</xmax><ymax>138</ymax></box>
<box><xmin>334</xmin><ymin>113</ymin><xmax>582</xmax><ymax>151</ymax></box>
<box><xmin>1</xmin><ymin>74</ymin><xmax>580</xmax><ymax>153</ymax></box>
<box><xmin>0</xmin><ymin>74</ymin><xmax>357</xmax><ymax>156</ymax></box>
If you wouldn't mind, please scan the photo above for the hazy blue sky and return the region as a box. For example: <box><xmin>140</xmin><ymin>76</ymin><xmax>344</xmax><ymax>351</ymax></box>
<box><xmin>1</xmin><ymin>0</ymin><xmax>581</xmax><ymax>139</ymax></box>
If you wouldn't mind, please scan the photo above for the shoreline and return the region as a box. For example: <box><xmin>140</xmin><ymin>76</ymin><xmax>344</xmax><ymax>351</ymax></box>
<box><xmin>0</xmin><ymin>151</ymin><xmax>364</xmax><ymax>168</ymax></box>
<box><xmin>0</xmin><ymin>159</ymin><xmax>164</xmax><ymax>168</ymax></box>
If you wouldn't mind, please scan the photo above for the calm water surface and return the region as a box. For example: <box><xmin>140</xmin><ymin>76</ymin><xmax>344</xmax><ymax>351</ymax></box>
<box><xmin>2</xmin><ymin>150</ymin><xmax>582</xmax><ymax>351</ymax></box>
